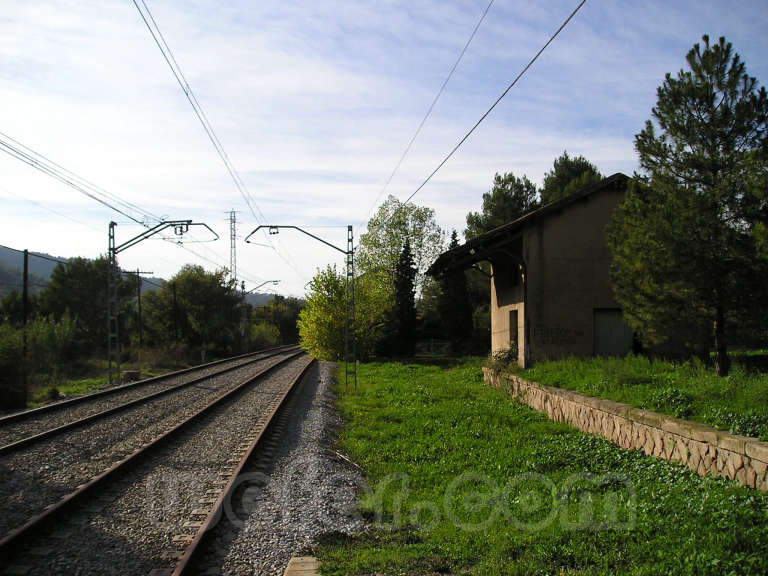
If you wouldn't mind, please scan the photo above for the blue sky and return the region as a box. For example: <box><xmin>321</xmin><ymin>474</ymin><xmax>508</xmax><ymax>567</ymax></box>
<box><xmin>1</xmin><ymin>0</ymin><xmax>767</xmax><ymax>295</ymax></box>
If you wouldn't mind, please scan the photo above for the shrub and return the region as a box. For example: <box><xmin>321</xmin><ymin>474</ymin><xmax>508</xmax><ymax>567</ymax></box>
<box><xmin>642</xmin><ymin>386</ymin><xmax>693</xmax><ymax>419</ymax></box>
<box><xmin>251</xmin><ymin>322</ymin><xmax>280</xmax><ymax>350</ymax></box>
<box><xmin>486</xmin><ymin>348</ymin><xmax>517</xmax><ymax>374</ymax></box>
<box><xmin>0</xmin><ymin>323</ymin><xmax>25</xmax><ymax>409</ymax></box>
<box><xmin>703</xmin><ymin>407</ymin><xmax>768</xmax><ymax>440</ymax></box>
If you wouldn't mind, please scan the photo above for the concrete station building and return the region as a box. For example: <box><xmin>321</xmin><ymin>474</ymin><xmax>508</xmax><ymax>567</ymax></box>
<box><xmin>429</xmin><ymin>173</ymin><xmax>633</xmax><ymax>367</ymax></box>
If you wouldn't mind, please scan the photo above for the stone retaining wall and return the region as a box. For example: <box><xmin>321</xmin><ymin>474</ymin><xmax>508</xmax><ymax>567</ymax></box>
<box><xmin>483</xmin><ymin>367</ymin><xmax>768</xmax><ymax>491</ymax></box>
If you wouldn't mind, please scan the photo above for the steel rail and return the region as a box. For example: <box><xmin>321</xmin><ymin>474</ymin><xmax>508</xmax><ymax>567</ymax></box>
<box><xmin>0</xmin><ymin>350</ymin><xmax>307</xmax><ymax>561</ymax></box>
<box><xmin>172</xmin><ymin>358</ymin><xmax>316</xmax><ymax>575</ymax></box>
<box><xmin>0</xmin><ymin>347</ymin><xmax>297</xmax><ymax>456</ymax></box>
<box><xmin>0</xmin><ymin>343</ymin><xmax>298</xmax><ymax>426</ymax></box>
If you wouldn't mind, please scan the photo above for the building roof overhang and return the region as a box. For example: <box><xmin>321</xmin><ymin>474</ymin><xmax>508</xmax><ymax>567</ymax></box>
<box><xmin>428</xmin><ymin>172</ymin><xmax>628</xmax><ymax>277</ymax></box>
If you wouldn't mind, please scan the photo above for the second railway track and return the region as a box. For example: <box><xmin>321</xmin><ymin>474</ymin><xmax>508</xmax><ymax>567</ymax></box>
<box><xmin>0</xmin><ymin>352</ymin><xmax>314</xmax><ymax>575</ymax></box>
<box><xmin>0</xmin><ymin>348</ymin><xmax>301</xmax><ymax>541</ymax></box>
<box><xmin>0</xmin><ymin>344</ymin><xmax>297</xmax><ymax>449</ymax></box>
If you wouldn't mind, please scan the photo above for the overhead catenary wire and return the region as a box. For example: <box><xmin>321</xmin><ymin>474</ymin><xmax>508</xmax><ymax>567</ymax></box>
<box><xmin>0</xmin><ymin>132</ymin><xmax>152</xmax><ymax>226</ymax></box>
<box><xmin>360</xmin><ymin>0</ymin><xmax>495</xmax><ymax>229</ymax></box>
<box><xmin>130</xmin><ymin>0</ymin><xmax>308</xmax><ymax>284</ymax></box>
<box><xmin>130</xmin><ymin>0</ymin><xmax>264</xmax><ymax>223</ymax></box>
<box><xmin>0</xmin><ymin>131</ymin><xmax>270</xmax><ymax>281</ymax></box>
<box><xmin>396</xmin><ymin>0</ymin><xmax>588</xmax><ymax>213</ymax></box>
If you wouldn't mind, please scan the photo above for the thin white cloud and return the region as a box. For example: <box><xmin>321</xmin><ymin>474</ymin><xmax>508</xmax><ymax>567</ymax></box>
<box><xmin>1</xmin><ymin>0</ymin><xmax>767</xmax><ymax>295</ymax></box>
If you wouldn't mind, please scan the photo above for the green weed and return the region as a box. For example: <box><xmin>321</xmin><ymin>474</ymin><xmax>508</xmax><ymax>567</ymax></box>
<box><xmin>509</xmin><ymin>355</ymin><xmax>768</xmax><ymax>440</ymax></box>
<box><xmin>315</xmin><ymin>359</ymin><xmax>768</xmax><ymax>575</ymax></box>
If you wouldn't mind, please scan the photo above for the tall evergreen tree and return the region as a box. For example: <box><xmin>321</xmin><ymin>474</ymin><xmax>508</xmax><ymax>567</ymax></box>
<box><xmin>393</xmin><ymin>238</ymin><xmax>417</xmax><ymax>356</ymax></box>
<box><xmin>465</xmin><ymin>172</ymin><xmax>538</xmax><ymax>240</ymax></box>
<box><xmin>438</xmin><ymin>230</ymin><xmax>474</xmax><ymax>354</ymax></box>
<box><xmin>540</xmin><ymin>151</ymin><xmax>602</xmax><ymax>205</ymax></box>
<box><xmin>608</xmin><ymin>36</ymin><xmax>768</xmax><ymax>375</ymax></box>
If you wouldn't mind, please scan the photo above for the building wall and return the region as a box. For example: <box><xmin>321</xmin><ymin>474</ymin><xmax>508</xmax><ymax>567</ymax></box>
<box><xmin>490</xmin><ymin>288</ymin><xmax>525</xmax><ymax>365</ymax></box>
<box><xmin>490</xmin><ymin>185</ymin><xmax>627</xmax><ymax>364</ymax></box>
<box><xmin>490</xmin><ymin>249</ymin><xmax>525</xmax><ymax>365</ymax></box>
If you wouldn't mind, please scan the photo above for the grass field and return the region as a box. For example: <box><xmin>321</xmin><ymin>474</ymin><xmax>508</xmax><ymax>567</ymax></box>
<box><xmin>28</xmin><ymin>356</ymin><xmax>187</xmax><ymax>407</ymax></box>
<box><xmin>504</xmin><ymin>353</ymin><xmax>768</xmax><ymax>441</ymax></box>
<box><xmin>316</xmin><ymin>358</ymin><xmax>768</xmax><ymax>575</ymax></box>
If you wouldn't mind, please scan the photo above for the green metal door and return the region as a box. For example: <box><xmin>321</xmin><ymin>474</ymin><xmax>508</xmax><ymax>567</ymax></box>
<box><xmin>593</xmin><ymin>308</ymin><xmax>633</xmax><ymax>357</ymax></box>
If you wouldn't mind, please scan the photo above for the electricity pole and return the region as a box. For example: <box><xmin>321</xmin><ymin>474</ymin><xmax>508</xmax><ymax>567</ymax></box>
<box><xmin>172</xmin><ymin>283</ymin><xmax>178</xmax><ymax>344</ymax></box>
<box><xmin>107</xmin><ymin>220</ymin><xmax>218</xmax><ymax>384</ymax></box>
<box><xmin>137</xmin><ymin>269</ymin><xmax>142</xmax><ymax>348</ymax></box>
<box><xmin>228</xmin><ymin>210</ymin><xmax>238</xmax><ymax>285</ymax></box>
<box><xmin>245</xmin><ymin>225</ymin><xmax>356</xmax><ymax>390</ymax></box>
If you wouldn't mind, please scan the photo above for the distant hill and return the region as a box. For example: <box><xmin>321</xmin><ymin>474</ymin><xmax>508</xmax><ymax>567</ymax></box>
<box><xmin>0</xmin><ymin>245</ymin><xmax>62</xmax><ymax>280</ymax></box>
<box><xmin>245</xmin><ymin>292</ymin><xmax>275</xmax><ymax>307</ymax></box>
<box><xmin>0</xmin><ymin>246</ymin><xmax>165</xmax><ymax>296</ymax></box>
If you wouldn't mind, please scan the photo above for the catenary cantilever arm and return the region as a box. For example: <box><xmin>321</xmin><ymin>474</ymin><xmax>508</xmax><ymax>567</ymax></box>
<box><xmin>245</xmin><ymin>225</ymin><xmax>347</xmax><ymax>254</ymax></box>
<box><xmin>114</xmin><ymin>220</ymin><xmax>191</xmax><ymax>253</ymax></box>
<box><xmin>114</xmin><ymin>220</ymin><xmax>218</xmax><ymax>253</ymax></box>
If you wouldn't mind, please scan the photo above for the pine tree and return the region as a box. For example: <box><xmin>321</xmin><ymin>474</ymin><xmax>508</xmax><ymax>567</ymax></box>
<box><xmin>540</xmin><ymin>151</ymin><xmax>602</xmax><ymax>205</ymax></box>
<box><xmin>393</xmin><ymin>238</ymin><xmax>417</xmax><ymax>357</ymax></box>
<box><xmin>465</xmin><ymin>172</ymin><xmax>538</xmax><ymax>239</ymax></box>
<box><xmin>438</xmin><ymin>230</ymin><xmax>474</xmax><ymax>354</ymax></box>
<box><xmin>608</xmin><ymin>36</ymin><xmax>768</xmax><ymax>375</ymax></box>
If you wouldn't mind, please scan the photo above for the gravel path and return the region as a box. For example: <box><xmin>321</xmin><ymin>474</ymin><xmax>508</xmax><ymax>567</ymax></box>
<box><xmin>0</xmin><ymin>348</ymin><xmax>293</xmax><ymax>447</ymax></box>
<box><xmin>3</xmin><ymin>355</ymin><xmax>313</xmax><ymax>576</ymax></box>
<box><xmin>0</xmin><ymin>351</ymin><xmax>296</xmax><ymax>538</ymax></box>
<box><xmin>200</xmin><ymin>361</ymin><xmax>367</xmax><ymax>576</ymax></box>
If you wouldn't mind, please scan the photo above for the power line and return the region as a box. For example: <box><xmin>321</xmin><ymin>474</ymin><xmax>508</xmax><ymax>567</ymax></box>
<box><xmin>1</xmin><ymin>243</ymin><xmax>218</xmax><ymax>292</ymax></box>
<box><xmin>0</xmin><ymin>244</ymin><xmax>69</xmax><ymax>265</ymax></box>
<box><xmin>400</xmin><ymin>0</ymin><xmax>587</xmax><ymax>208</ymax></box>
<box><xmin>360</xmin><ymin>0</ymin><xmax>495</xmax><ymax>229</ymax></box>
<box><xmin>130</xmin><ymin>0</ymin><xmax>307</xmax><ymax>284</ymax></box>
<box><xmin>1</xmin><ymin>243</ymin><xmax>165</xmax><ymax>288</ymax></box>
<box><xmin>0</xmin><ymin>184</ymin><xmax>104</xmax><ymax>234</ymax></box>
<box><xmin>0</xmin><ymin>130</ymin><xmax>162</xmax><ymax>225</ymax></box>
<box><xmin>0</xmin><ymin>131</ymin><xmax>258</xmax><ymax>278</ymax></box>
<box><xmin>0</xmin><ymin>131</ymin><xmax>152</xmax><ymax>226</ymax></box>
<box><xmin>1</xmin><ymin>181</ymin><xmax>246</xmax><ymax>280</ymax></box>
<box><xmin>130</xmin><ymin>0</ymin><xmax>264</xmax><ymax>223</ymax></box>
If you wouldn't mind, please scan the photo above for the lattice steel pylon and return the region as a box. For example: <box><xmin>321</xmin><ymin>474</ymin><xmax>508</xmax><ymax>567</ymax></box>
<box><xmin>228</xmin><ymin>210</ymin><xmax>237</xmax><ymax>284</ymax></box>
<box><xmin>107</xmin><ymin>221</ymin><xmax>120</xmax><ymax>385</ymax></box>
<box><xmin>345</xmin><ymin>225</ymin><xmax>357</xmax><ymax>390</ymax></box>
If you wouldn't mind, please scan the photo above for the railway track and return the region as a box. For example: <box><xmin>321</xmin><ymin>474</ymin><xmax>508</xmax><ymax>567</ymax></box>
<box><xmin>176</xmin><ymin>360</ymin><xmax>330</xmax><ymax>575</ymax></box>
<box><xmin>0</xmin><ymin>347</ymin><xmax>301</xmax><ymax>541</ymax></box>
<box><xmin>0</xmin><ymin>344</ymin><xmax>297</xmax><ymax>449</ymax></box>
<box><xmin>0</xmin><ymin>352</ymin><xmax>315</xmax><ymax>575</ymax></box>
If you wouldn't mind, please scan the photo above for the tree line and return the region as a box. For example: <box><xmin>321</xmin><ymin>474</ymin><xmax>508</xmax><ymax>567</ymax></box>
<box><xmin>0</xmin><ymin>259</ymin><xmax>302</xmax><ymax>408</ymax></box>
<box><xmin>1</xmin><ymin>34</ymin><xmax>763</xmax><ymax>394</ymax></box>
<box><xmin>300</xmin><ymin>35</ymin><xmax>768</xmax><ymax>376</ymax></box>
<box><xmin>298</xmin><ymin>149</ymin><xmax>603</xmax><ymax>362</ymax></box>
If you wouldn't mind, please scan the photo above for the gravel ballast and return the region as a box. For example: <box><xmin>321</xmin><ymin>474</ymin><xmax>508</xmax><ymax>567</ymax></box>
<box><xmin>201</xmin><ymin>361</ymin><xmax>366</xmax><ymax>576</ymax></box>
<box><xmin>0</xmin><ymin>352</ymin><xmax>296</xmax><ymax>537</ymax></box>
<box><xmin>4</xmin><ymin>355</ymin><xmax>313</xmax><ymax>575</ymax></box>
<box><xmin>0</xmin><ymin>348</ymin><xmax>293</xmax><ymax>446</ymax></box>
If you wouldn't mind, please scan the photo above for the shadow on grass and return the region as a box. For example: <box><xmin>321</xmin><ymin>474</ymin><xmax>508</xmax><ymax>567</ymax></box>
<box><xmin>373</xmin><ymin>356</ymin><xmax>477</xmax><ymax>370</ymax></box>
<box><xmin>314</xmin><ymin>529</ymin><xmax>454</xmax><ymax>575</ymax></box>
